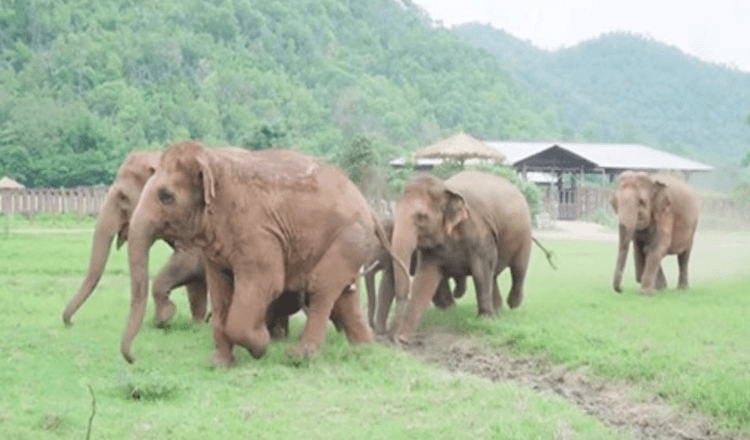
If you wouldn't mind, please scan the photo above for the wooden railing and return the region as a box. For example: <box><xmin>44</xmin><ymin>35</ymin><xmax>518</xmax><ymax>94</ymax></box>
<box><xmin>0</xmin><ymin>186</ymin><xmax>110</xmax><ymax>216</ymax></box>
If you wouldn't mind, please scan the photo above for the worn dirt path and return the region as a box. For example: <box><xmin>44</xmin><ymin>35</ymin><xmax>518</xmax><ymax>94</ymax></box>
<box><xmin>403</xmin><ymin>327</ymin><xmax>749</xmax><ymax>440</ymax></box>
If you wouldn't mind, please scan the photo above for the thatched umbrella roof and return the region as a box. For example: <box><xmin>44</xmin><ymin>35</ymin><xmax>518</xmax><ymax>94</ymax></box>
<box><xmin>0</xmin><ymin>176</ymin><xmax>24</xmax><ymax>189</ymax></box>
<box><xmin>414</xmin><ymin>132</ymin><xmax>507</xmax><ymax>164</ymax></box>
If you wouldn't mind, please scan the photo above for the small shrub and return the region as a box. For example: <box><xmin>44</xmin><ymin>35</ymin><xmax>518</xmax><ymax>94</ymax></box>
<box><xmin>580</xmin><ymin>209</ymin><xmax>618</xmax><ymax>229</ymax></box>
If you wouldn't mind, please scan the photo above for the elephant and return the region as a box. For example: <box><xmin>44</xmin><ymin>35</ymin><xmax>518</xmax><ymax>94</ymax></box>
<box><xmin>611</xmin><ymin>171</ymin><xmax>700</xmax><ymax>295</ymax></box>
<box><xmin>388</xmin><ymin>171</ymin><xmax>533</xmax><ymax>343</ymax></box>
<box><xmin>122</xmin><ymin>141</ymin><xmax>406</xmax><ymax>365</ymax></box>
<box><xmin>364</xmin><ymin>219</ymin><xmax>465</xmax><ymax>334</ymax></box>
<box><xmin>62</xmin><ymin>151</ymin><xmax>208</xmax><ymax>327</ymax></box>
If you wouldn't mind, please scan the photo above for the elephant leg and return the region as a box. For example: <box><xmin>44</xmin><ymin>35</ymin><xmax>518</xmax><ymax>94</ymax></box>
<box><xmin>507</xmin><ymin>244</ymin><xmax>530</xmax><ymax>309</ymax></box>
<box><xmin>205</xmin><ymin>264</ymin><xmax>235</xmax><ymax>366</ymax></box>
<box><xmin>633</xmin><ymin>241</ymin><xmax>646</xmax><ymax>283</ymax></box>
<box><xmin>330</xmin><ymin>283</ymin><xmax>372</xmax><ymax>344</ymax></box>
<box><xmin>453</xmin><ymin>275</ymin><xmax>467</xmax><ymax>298</ymax></box>
<box><xmin>640</xmin><ymin>246</ymin><xmax>668</xmax><ymax>296</ymax></box>
<box><xmin>186</xmin><ymin>280</ymin><xmax>208</xmax><ymax>323</ymax></box>
<box><xmin>151</xmin><ymin>250</ymin><xmax>202</xmax><ymax>327</ymax></box>
<box><xmin>265</xmin><ymin>290</ymin><xmax>303</xmax><ymax>340</ymax></box>
<box><xmin>396</xmin><ymin>263</ymin><xmax>441</xmax><ymax>342</ymax></box>
<box><xmin>374</xmin><ymin>265</ymin><xmax>395</xmax><ymax>335</ymax></box>
<box><xmin>225</xmin><ymin>267</ymin><xmax>282</xmax><ymax>360</ymax></box>
<box><xmin>492</xmin><ymin>275</ymin><xmax>502</xmax><ymax>311</ymax></box>
<box><xmin>654</xmin><ymin>265</ymin><xmax>667</xmax><ymax>290</ymax></box>
<box><xmin>432</xmin><ymin>277</ymin><xmax>455</xmax><ymax>309</ymax></box>
<box><xmin>677</xmin><ymin>248</ymin><xmax>692</xmax><ymax>289</ymax></box>
<box><xmin>293</xmin><ymin>240</ymin><xmax>363</xmax><ymax>356</ymax></box>
<box><xmin>471</xmin><ymin>256</ymin><xmax>497</xmax><ymax>316</ymax></box>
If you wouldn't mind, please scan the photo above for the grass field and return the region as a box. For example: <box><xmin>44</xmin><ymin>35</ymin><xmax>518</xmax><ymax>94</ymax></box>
<box><xmin>1</xmin><ymin>223</ymin><xmax>749</xmax><ymax>439</ymax></box>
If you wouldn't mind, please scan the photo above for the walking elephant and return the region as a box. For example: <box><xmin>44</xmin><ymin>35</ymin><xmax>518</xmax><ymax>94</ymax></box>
<box><xmin>123</xmin><ymin>141</ymin><xmax>406</xmax><ymax>365</ymax></box>
<box><xmin>364</xmin><ymin>219</ymin><xmax>465</xmax><ymax>334</ymax></box>
<box><xmin>62</xmin><ymin>151</ymin><xmax>208</xmax><ymax>327</ymax></box>
<box><xmin>388</xmin><ymin>171</ymin><xmax>533</xmax><ymax>343</ymax></box>
<box><xmin>611</xmin><ymin>171</ymin><xmax>700</xmax><ymax>295</ymax></box>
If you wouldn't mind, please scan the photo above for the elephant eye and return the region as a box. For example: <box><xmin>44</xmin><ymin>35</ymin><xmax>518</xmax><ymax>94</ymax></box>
<box><xmin>414</xmin><ymin>212</ymin><xmax>429</xmax><ymax>225</ymax></box>
<box><xmin>638</xmin><ymin>198</ymin><xmax>646</xmax><ymax>207</ymax></box>
<box><xmin>158</xmin><ymin>188</ymin><xmax>175</xmax><ymax>205</ymax></box>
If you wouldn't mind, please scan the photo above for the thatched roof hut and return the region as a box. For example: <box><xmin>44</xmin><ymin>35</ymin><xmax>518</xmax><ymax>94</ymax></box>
<box><xmin>414</xmin><ymin>132</ymin><xmax>507</xmax><ymax>165</ymax></box>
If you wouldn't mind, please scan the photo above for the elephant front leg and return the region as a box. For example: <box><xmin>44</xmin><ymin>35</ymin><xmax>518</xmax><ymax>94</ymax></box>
<box><xmin>396</xmin><ymin>263</ymin><xmax>441</xmax><ymax>342</ymax></box>
<box><xmin>453</xmin><ymin>276</ymin><xmax>467</xmax><ymax>298</ymax></box>
<box><xmin>225</xmin><ymin>270</ymin><xmax>281</xmax><ymax>360</ymax></box>
<box><xmin>205</xmin><ymin>264</ymin><xmax>234</xmax><ymax>366</ymax></box>
<box><xmin>640</xmin><ymin>245</ymin><xmax>669</xmax><ymax>296</ymax></box>
<box><xmin>633</xmin><ymin>241</ymin><xmax>646</xmax><ymax>283</ymax></box>
<box><xmin>613</xmin><ymin>225</ymin><xmax>632</xmax><ymax>293</ymax></box>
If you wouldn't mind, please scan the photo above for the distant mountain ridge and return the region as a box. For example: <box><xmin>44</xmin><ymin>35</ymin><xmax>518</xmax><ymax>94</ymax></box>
<box><xmin>454</xmin><ymin>23</ymin><xmax>750</xmax><ymax>164</ymax></box>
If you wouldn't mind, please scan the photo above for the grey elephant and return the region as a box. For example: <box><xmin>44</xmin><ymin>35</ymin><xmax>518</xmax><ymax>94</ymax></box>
<box><xmin>611</xmin><ymin>171</ymin><xmax>701</xmax><ymax>295</ymax></box>
<box><xmin>388</xmin><ymin>171</ymin><xmax>533</xmax><ymax>342</ymax></box>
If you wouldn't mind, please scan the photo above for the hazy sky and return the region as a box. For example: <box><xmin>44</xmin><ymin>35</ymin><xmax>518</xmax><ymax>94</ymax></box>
<box><xmin>414</xmin><ymin>0</ymin><xmax>750</xmax><ymax>73</ymax></box>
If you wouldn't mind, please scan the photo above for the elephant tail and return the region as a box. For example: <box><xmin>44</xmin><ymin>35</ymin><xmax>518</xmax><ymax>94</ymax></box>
<box><xmin>532</xmin><ymin>237</ymin><xmax>557</xmax><ymax>270</ymax></box>
<box><xmin>369</xmin><ymin>210</ymin><xmax>411</xmax><ymax>283</ymax></box>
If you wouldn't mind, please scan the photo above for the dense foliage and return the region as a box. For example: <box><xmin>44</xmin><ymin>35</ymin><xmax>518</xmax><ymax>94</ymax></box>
<box><xmin>0</xmin><ymin>0</ymin><xmax>561</xmax><ymax>188</ymax></box>
<box><xmin>455</xmin><ymin>24</ymin><xmax>750</xmax><ymax>163</ymax></box>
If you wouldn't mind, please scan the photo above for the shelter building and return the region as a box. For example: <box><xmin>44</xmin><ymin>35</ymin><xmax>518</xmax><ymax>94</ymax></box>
<box><xmin>391</xmin><ymin>139</ymin><xmax>713</xmax><ymax>221</ymax></box>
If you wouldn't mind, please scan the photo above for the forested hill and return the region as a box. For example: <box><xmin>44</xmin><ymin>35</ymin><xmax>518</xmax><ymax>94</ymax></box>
<box><xmin>0</xmin><ymin>0</ymin><xmax>567</xmax><ymax>188</ymax></box>
<box><xmin>455</xmin><ymin>23</ymin><xmax>750</xmax><ymax>163</ymax></box>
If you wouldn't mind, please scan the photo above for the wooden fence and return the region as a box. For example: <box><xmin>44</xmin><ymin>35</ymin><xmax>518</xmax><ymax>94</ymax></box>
<box><xmin>542</xmin><ymin>186</ymin><xmax>613</xmax><ymax>221</ymax></box>
<box><xmin>0</xmin><ymin>186</ymin><xmax>110</xmax><ymax>216</ymax></box>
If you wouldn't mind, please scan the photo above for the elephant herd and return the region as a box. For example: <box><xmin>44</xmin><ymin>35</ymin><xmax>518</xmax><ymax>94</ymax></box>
<box><xmin>61</xmin><ymin>140</ymin><xmax>701</xmax><ymax>366</ymax></box>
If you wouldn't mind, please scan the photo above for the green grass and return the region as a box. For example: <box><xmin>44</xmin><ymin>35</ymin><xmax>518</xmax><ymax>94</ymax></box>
<box><xmin>422</xmin><ymin>232</ymin><xmax>750</xmax><ymax>433</ymax></box>
<box><xmin>0</xmin><ymin>229</ymin><xmax>626</xmax><ymax>440</ymax></box>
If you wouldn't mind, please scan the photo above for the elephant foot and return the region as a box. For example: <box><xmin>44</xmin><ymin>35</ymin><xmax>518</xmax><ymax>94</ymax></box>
<box><xmin>211</xmin><ymin>350</ymin><xmax>235</xmax><ymax>367</ymax></box>
<box><xmin>154</xmin><ymin>301</ymin><xmax>176</xmax><ymax>328</ymax></box>
<box><xmin>506</xmin><ymin>295</ymin><xmax>522</xmax><ymax>309</ymax></box>
<box><xmin>613</xmin><ymin>284</ymin><xmax>623</xmax><ymax>294</ymax></box>
<box><xmin>677</xmin><ymin>282</ymin><xmax>689</xmax><ymax>290</ymax></box>
<box><xmin>290</xmin><ymin>340</ymin><xmax>320</xmax><ymax>358</ymax></box>
<box><xmin>640</xmin><ymin>287</ymin><xmax>654</xmax><ymax>297</ymax></box>
<box><xmin>268</xmin><ymin>323</ymin><xmax>288</xmax><ymax>340</ymax></box>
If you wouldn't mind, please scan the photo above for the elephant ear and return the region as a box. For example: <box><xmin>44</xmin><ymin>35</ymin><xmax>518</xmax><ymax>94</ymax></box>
<box><xmin>195</xmin><ymin>155</ymin><xmax>215</xmax><ymax>207</ymax></box>
<box><xmin>443</xmin><ymin>189</ymin><xmax>470</xmax><ymax>237</ymax></box>
<box><xmin>650</xmin><ymin>181</ymin><xmax>670</xmax><ymax>214</ymax></box>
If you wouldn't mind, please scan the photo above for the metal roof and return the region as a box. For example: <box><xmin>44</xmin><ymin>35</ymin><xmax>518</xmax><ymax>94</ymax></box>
<box><xmin>486</xmin><ymin>142</ymin><xmax>713</xmax><ymax>172</ymax></box>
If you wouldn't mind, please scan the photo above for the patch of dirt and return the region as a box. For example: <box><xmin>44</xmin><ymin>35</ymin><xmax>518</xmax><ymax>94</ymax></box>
<box><xmin>402</xmin><ymin>327</ymin><xmax>749</xmax><ymax>440</ymax></box>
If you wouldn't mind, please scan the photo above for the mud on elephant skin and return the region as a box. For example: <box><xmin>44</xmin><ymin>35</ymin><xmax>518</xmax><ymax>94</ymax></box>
<box><xmin>62</xmin><ymin>151</ymin><xmax>209</xmax><ymax>328</ymax></box>
<box><xmin>388</xmin><ymin>171</ymin><xmax>533</xmax><ymax>343</ymax></box>
<box><xmin>611</xmin><ymin>171</ymin><xmax>701</xmax><ymax>295</ymax></box>
<box><xmin>123</xmin><ymin>141</ymin><xmax>406</xmax><ymax>365</ymax></box>
<box><xmin>364</xmin><ymin>218</ymin><xmax>466</xmax><ymax>335</ymax></box>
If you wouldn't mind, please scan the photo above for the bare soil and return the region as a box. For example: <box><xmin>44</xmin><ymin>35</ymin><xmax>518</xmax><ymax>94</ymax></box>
<box><xmin>402</xmin><ymin>327</ymin><xmax>749</xmax><ymax>440</ymax></box>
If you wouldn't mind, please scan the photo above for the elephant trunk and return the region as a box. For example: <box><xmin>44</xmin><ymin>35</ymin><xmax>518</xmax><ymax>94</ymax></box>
<box><xmin>121</xmin><ymin>206</ymin><xmax>156</xmax><ymax>363</ymax></box>
<box><xmin>389</xmin><ymin>213</ymin><xmax>417</xmax><ymax>337</ymax></box>
<box><xmin>63</xmin><ymin>194</ymin><xmax>121</xmax><ymax>325</ymax></box>
<box><xmin>613</xmin><ymin>219</ymin><xmax>636</xmax><ymax>293</ymax></box>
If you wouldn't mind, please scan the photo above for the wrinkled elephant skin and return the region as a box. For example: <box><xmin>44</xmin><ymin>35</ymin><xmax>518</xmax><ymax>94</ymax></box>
<box><xmin>611</xmin><ymin>171</ymin><xmax>700</xmax><ymax>295</ymax></box>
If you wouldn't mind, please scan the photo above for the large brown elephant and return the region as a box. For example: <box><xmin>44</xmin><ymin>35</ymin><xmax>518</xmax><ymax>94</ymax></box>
<box><xmin>123</xmin><ymin>141</ymin><xmax>405</xmax><ymax>365</ymax></box>
<box><xmin>62</xmin><ymin>151</ymin><xmax>208</xmax><ymax>327</ymax></box>
<box><xmin>389</xmin><ymin>171</ymin><xmax>533</xmax><ymax>342</ymax></box>
<box><xmin>611</xmin><ymin>171</ymin><xmax>700</xmax><ymax>295</ymax></box>
<box><xmin>364</xmin><ymin>219</ymin><xmax>465</xmax><ymax>334</ymax></box>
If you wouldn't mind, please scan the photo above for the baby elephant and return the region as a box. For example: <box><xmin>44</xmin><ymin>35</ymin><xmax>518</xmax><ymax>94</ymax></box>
<box><xmin>611</xmin><ymin>171</ymin><xmax>701</xmax><ymax>295</ymax></box>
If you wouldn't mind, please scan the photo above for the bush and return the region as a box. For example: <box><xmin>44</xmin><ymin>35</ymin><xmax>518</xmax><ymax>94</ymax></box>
<box><xmin>580</xmin><ymin>208</ymin><xmax>618</xmax><ymax>229</ymax></box>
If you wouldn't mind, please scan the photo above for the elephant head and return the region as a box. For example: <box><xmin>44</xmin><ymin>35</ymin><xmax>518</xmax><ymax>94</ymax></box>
<box><xmin>611</xmin><ymin>171</ymin><xmax>670</xmax><ymax>292</ymax></box>
<box><xmin>62</xmin><ymin>152</ymin><xmax>158</xmax><ymax>325</ymax></box>
<box><xmin>122</xmin><ymin>141</ymin><xmax>217</xmax><ymax>363</ymax></box>
<box><xmin>389</xmin><ymin>174</ymin><xmax>469</xmax><ymax>332</ymax></box>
